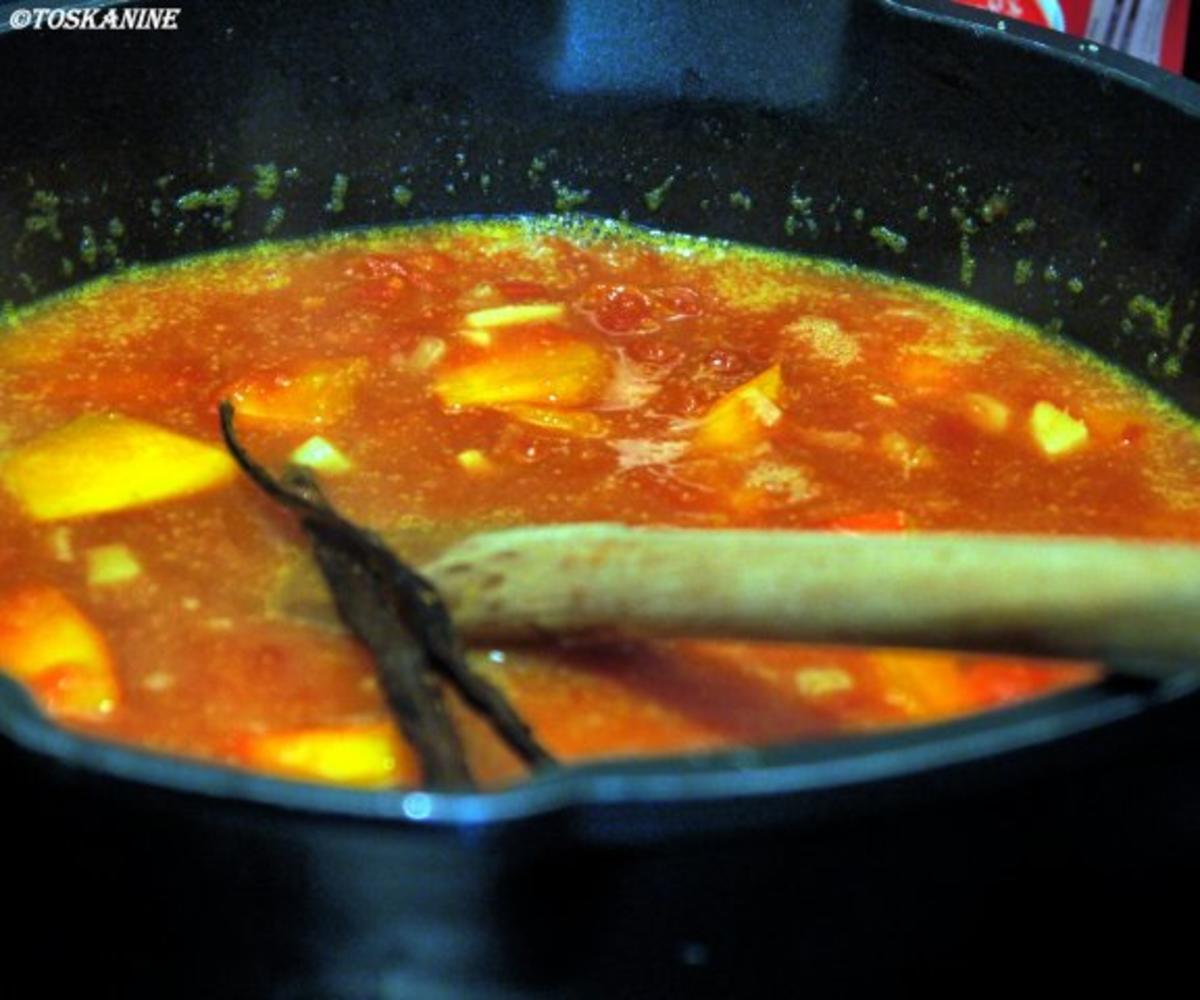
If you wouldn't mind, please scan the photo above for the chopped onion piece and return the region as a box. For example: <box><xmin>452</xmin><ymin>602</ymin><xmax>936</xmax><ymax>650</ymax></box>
<box><xmin>962</xmin><ymin>392</ymin><xmax>1011</xmax><ymax>433</ymax></box>
<box><xmin>457</xmin><ymin>328</ymin><xmax>494</xmax><ymax>348</ymax></box>
<box><xmin>611</xmin><ymin>438</ymin><xmax>689</xmax><ymax>470</ymax></box>
<box><xmin>407</xmin><ymin>336</ymin><xmax>447</xmax><ymax>372</ymax></box>
<box><xmin>456</xmin><ymin>449</ymin><xmax>496</xmax><ymax>474</ymax></box>
<box><xmin>86</xmin><ymin>544</ymin><xmax>142</xmax><ymax>586</ymax></box>
<box><xmin>742</xmin><ymin>461</ymin><xmax>816</xmax><ymax>504</ymax></box>
<box><xmin>794</xmin><ymin>667</ymin><xmax>854</xmax><ymax>697</ymax></box>
<box><xmin>463</xmin><ymin>302</ymin><xmax>565</xmax><ymax>329</ymax></box>
<box><xmin>1030</xmin><ymin>401</ymin><xmax>1089</xmax><ymax>456</ymax></box>
<box><xmin>50</xmin><ymin>526</ymin><xmax>74</xmax><ymax>563</ymax></box>
<box><xmin>290</xmin><ymin>436</ymin><xmax>353</xmax><ymax>474</ymax></box>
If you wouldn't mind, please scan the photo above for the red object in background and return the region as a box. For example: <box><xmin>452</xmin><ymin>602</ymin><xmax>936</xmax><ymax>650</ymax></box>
<box><xmin>954</xmin><ymin>0</ymin><xmax>1192</xmax><ymax>73</ymax></box>
<box><xmin>955</xmin><ymin>0</ymin><xmax>1064</xmax><ymax>29</ymax></box>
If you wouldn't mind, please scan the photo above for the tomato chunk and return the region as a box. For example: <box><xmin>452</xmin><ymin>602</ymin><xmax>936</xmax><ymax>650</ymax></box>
<box><xmin>588</xmin><ymin>284</ymin><xmax>654</xmax><ymax>334</ymax></box>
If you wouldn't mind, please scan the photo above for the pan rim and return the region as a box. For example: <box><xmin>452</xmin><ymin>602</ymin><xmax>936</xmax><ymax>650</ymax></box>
<box><xmin>2</xmin><ymin>663</ymin><xmax>1195</xmax><ymax>836</ymax></box>
<box><xmin>886</xmin><ymin>0</ymin><xmax>1200</xmax><ymax>116</ymax></box>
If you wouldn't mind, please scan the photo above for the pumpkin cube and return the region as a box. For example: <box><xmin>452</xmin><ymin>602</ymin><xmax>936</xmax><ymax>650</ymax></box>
<box><xmin>1</xmin><ymin>413</ymin><xmax>235</xmax><ymax>522</ymax></box>
<box><xmin>231</xmin><ymin>723</ymin><xmax>411</xmax><ymax>788</ymax></box>
<box><xmin>433</xmin><ymin>340</ymin><xmax>609</xmax><ymax>408</ymax></box>
<box><xmin>869</xmin><ymin>649</ymin><xmax>968</xmax><ymax>719</ymax></box>
<box><xmin>225</xmin><ymin>358</ymin><xmax>367</xmax><ymax>426</ymax></box>
<box><xmin>0</xmin><ymin>585</ymin><xmax>118</xmax><ymax>718</ymax></box>
<box><xmin>692</xmin><ymin>364</ymin><xmax>784</xmax><ymax>452</ymax></box>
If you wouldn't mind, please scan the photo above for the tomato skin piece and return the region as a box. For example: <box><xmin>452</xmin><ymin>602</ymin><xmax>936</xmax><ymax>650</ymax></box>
<box><xmin>822</xmin><ymin>510</ymin><xmax>910</xmax><ymax>533</ymax></box>
<box><xmin>589</xmin><ymin>285</ymin><xmax>654</xmax><ymax>334</ymax></box>
<box><xmin>342</xmin><ymin>253</ymin><xmax>411</xmax><ymax>280</ymax></box>
<box><xmin>583</xmin><ymin>284</ymin><xmax>700</xmax><ymax>334</ymax></box>
<box><xmin>624</xmin><ymin>338</ymin><xmax>685</xmax><ymax>368</ymax></box>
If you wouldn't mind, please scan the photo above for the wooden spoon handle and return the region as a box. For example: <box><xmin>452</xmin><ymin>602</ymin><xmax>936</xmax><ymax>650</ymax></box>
<box><xmin>423</xmin><ymin>523</ymin><xmax>1200</xmax><ymax>675</ymax></box>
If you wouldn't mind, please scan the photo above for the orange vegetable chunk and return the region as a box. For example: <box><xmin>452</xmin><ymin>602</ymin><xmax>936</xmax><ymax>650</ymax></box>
<box><xmin>433</xmin><ymin>339</ymin><xmax>609</xmax><ymax>408</ymax></box>
<box><xmin>0</xmin><ymin>585</ymin><xmax>118</xmax><ymax>718</ymax></box>
<box><xmin>0</xmin><ymin>413</ymin><xmax>235</xmax><ymax>522</ymax></box>
<box><xmin>225</xmin><ymin>357</ymin><xmax>367</xmax><ymax>425</ymax></box>
<box><xmin>496</xmin><ymin>404</ymin><xmax>608</xmax><ymax>438</ymax></box>
<box><xmin>692</xmin><ymin>363</ymin><xmax>784</xmax><ymax>452</ymax></box>
<box><xmin>869</xmin><ymin>649</ymin><xmax>969</xmax><ymax>719</ymax></box>
<box><xmin>230</xmin><ymin>722</ymin><xmax>412</xmax><ymax>788</ymax></box>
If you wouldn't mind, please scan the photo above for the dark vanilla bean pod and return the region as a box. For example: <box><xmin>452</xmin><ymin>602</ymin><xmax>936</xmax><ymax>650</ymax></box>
<box><xmin>273</xmin><ymin>467</ymin><xmax>556</xmax><ymax>770</ymax></box>
<box><xmin>273</xmin><ymin>468</ymin><xmax>553</xmax><ymax>767</ymax></box>
<box><xmin>218</xmin><ymin>402</ymin><xmax>555</xmax><ymax>787</ymax></box>
<box><xmin>218</xmin><ymin>402</ymin><xmax>472</xmax><ymax>789</ymax></box>
<box><xmin>309</xmin><ymin>528</ymin><xmax>474</xmax><ymax>790</ymax></box>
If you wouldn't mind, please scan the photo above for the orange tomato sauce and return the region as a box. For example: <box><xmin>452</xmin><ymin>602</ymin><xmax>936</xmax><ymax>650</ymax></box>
<box><xmin>2</xmin><ymin>216</ymin><xmax>1198</xmax><ymax>788</ymax></box>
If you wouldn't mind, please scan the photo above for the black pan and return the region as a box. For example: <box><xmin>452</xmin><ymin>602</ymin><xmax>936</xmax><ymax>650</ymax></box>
<box><xmin>2</xmin><ymin>1</ymin><xmax>1199</xmax><ymax>996</ymax></box>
